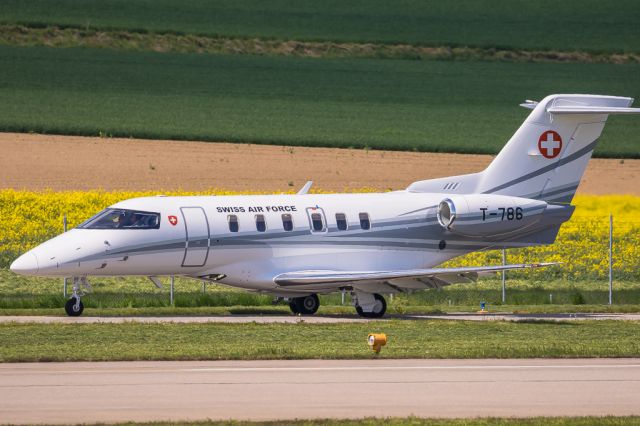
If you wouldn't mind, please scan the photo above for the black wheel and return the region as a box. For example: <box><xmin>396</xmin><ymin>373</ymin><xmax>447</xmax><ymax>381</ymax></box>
<box><xmin>355</xmin><ymin>294</ymin><xmax>386</xmax><ymax>318</ymax></box>
<box><xmin>293</xmin><ymin>294</ymin><xmax>319</xmax><ymax>315</ymax></box>
<box><xmin>369</xmin><ymin>294</ymin><xmax>387</xmax><ymax>318</ymax></box>
<box><xmin>289</xmin><ymin>300</ymin><xmax>299</xmax><ymax>314</ymax></box>
<box><xmin>65</xmin><ymin>297</ymin><xmax>84</xmax><ymax>317</ymax></box>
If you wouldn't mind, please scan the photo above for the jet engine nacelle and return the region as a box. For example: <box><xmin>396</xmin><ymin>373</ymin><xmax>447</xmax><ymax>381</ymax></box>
<box><xmin>436</xmin><ymin>194</ymin><xmax>548</xmax><ymax>237</ymax></box>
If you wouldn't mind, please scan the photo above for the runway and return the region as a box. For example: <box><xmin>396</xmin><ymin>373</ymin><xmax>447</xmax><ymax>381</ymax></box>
<box><xmin>1</xmin><ymin>359</ymin><xmax>639</xmax><ymax>424</ymax></box>
<box><xmin>1</xmin><ymin>312</ymin><xmax>639</xmax><ymax>324</ymax></box>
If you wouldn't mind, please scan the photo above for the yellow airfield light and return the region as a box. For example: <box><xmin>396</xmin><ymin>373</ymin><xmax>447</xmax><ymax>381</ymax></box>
<box><xmin>368</xmin><ymin>333</ymin><xmax>387</xmax><ymax>354</ymax></box>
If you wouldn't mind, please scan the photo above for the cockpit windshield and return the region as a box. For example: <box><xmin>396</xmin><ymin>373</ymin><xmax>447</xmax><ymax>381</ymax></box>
<box><xmin>78</xmin><ymin>209</ymin><xmax>161</xmax><ymax>230</ymax></box>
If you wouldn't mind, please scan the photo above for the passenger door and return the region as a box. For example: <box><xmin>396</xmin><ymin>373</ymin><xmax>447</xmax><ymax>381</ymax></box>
<box><xmin>180</xmin><ymin>207</ymin><xmax>210</xmax><ymax>267</ymax></box>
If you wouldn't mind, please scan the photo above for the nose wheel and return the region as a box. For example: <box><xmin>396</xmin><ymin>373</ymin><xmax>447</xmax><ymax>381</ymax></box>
<box><xmin>65</xmin><ymin>296</ymin><xmax>84</xmax><ymax>317</ymax></box>
<box><xmin>64</xmin><ymin>277</ymin><xmax>88</xmax><ymax>317</ymax></box>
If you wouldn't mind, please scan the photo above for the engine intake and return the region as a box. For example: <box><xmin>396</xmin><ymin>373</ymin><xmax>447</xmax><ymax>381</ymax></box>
<box><xmin>436</xmin><ymin>194</ymin><xmax>548</xmax><ymax>237</ymax></box>
<box><xmin>437</xmin><ymin>199</ymin><xmax>456</xmax><ymax>228</ymax></box>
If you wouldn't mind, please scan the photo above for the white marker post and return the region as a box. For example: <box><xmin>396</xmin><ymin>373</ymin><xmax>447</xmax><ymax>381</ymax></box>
<box><xmin>170</xmin><ymin>275</ymin><xmax>175</xmax><ymax>306</ymax></box>
<box><xmin>501</xmin><ymin>248</ymin><xmax>506</xmax><ymax>303</ymax></box>
<box><xmin>63</xmin><ymin>214</ymin><xmax>68</xmax><ymax>298</ymax></box>
<box><xmin>609</xmin><ymin>214</ymin><xmax>613</xmax><ymax>305</ymax></box>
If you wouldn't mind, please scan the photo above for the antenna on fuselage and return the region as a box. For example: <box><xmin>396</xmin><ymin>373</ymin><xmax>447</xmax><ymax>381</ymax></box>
<box><xmin>148</xmin><ymin>276</ymin><xmax>164</xmax><ymax>289</ymax></box>
<box><xmin>297</xmin><ymin>181</ymin><xmax>313</xmax><ymax>195</ymax></box>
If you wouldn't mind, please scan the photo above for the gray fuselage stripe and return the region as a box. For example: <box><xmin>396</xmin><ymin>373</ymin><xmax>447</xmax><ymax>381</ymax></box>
<box><xmin>483</xmin><ymin>140</ymin><xmax>597</xmax><ymax>194</ymax></box>
<box><xmin>398</xmin><ymin>205</ymin><xmax>437</xmax><ymax>216</ymax></box>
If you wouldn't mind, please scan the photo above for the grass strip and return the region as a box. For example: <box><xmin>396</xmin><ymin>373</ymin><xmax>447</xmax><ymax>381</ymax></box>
<box><xmin>1</xmin><ymin>46</ymin><xmax>639</xmax><ymax>157</ymax></box>
<box><xmin>2</xmin><ymin>25</ymin><xmax>638</xmax><ymax>64</ymax></box>
<box><xmin>0</xmin><ymin>297</ymin><xmax>640</xmax><ymax>319</ymax></box>
<box><xmin>1</xmin><ymin>0</ymin><xmax>638</xmax><ymax>53</ymax></box>
<box><xmin>3</xmin><ymin>303</ymin><xmax>640</xmax><ymax>317</ymax></box>
<box><xmin>57</xmin><ymin>417</ymin><xmax>640</xmax><ymax>426</ymax></box>
<box><xmin>1</xmin><ymin>320</ymin><xmax>638</xmax><ymax>362</ymax></box>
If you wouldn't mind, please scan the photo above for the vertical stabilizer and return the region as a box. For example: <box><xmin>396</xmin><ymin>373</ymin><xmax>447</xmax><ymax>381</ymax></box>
<box><xmin>476</xmin><ymin>94</ymin><xmax>639</xmax><ymax>203</ymax></box>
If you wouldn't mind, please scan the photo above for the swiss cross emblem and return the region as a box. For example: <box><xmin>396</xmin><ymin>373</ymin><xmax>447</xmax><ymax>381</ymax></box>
<box><xmin>538</xmin><ymin>130</ymin><xmax>563</xmax><ymax>159</ymax></box>
<box><xmin>168</xmin><ymin>215</ymin><xmax>178</xmax><ymax>226</ymax></box>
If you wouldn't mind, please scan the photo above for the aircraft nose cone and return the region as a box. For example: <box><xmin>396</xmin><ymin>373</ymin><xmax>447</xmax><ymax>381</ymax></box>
<box><xmin>10</xmin><ymin>251</ymin><xmax>39</xmax><ymax>275</ymax></box>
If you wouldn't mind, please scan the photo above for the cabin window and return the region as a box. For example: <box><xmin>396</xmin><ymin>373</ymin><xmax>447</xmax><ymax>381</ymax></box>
<box><xmin>310</xmin><ymin>213</ymin><xmax>325</xmax><ymax>232</ymax></box>
<box><xmin>359</xmin><ymin>212</ymin><xmax>371</xmax><ymax>230</ymax></box>
<box><xmin>282</xmin><ymin>214</ymin><xmax>294</xmax><ymax>231</ymax></box>
<box><xmin>255</xmin><ymin>214</ymin><xmax>266</xmax><ymax>232</ymax></box>
<box><xmin>228</xmin><ymin>215</ymin><xmax>239</xmax><ymax>232</ymax></box>
<box><xmin>78</xmin><ymin>208</ymin><xmax>160</xmax><ymax>230</ymax></box>
<box><xmin>335</xmin><ymin>213</ymin><xmax>348</xmax><ymax>231</ymax></box>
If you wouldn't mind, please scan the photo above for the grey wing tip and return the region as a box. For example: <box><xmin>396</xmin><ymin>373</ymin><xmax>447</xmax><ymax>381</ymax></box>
<box><xmin>530</xmin><ymin>262</ymin><xmax>562</xmax><ymax>268</ymax></box>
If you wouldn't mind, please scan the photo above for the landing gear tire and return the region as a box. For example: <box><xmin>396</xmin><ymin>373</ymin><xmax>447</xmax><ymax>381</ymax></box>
<box><xmin>291</xmin><ymin>294</ymin><xmax>320</xmax><ymax>315</ymax></box>
<box><xmin>65</xmin><ymin>296</ymin><xmax>84</xmax><ymax>317</ymax></box>
<box><xmin>356</xmin><ymin>293</ymin><xmax>386</xmax><ymax>318</ymax></box>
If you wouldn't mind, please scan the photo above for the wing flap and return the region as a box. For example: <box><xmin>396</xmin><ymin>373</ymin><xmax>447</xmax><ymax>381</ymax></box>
<box><xmin>274</xmin><ymin>262</ymin><xmax>557</xmax><ymax>287</ymax></box>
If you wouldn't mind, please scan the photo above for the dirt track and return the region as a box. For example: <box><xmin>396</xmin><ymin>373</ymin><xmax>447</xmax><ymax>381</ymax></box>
<box><xmin>1</xmin><ymin>133</ymin><xmax>638</xmax><ymax>194</ymax></box>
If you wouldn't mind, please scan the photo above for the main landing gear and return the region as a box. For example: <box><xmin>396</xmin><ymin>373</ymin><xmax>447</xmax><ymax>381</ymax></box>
<box><xmin>354</xmin><ymin>293</ymin><xmax>387</xmax><ymax>318</ymax></box>
<box><xmin>286</xmin><ymin>292</ymin><xmax>387</xmax><ymax>318</ymax></box>
<box><xmin>288</xmin><ymin>294</ymin><xmax>320</xmax><ymax>315</ymax></box>
<box><xmin>64</xmin><ymin>277</ymin><xmax>87</xmax><ymax>317</ymax></box>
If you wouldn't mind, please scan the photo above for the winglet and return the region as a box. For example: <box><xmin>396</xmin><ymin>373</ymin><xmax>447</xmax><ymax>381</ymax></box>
<box><xmin>520</xmin><ymin>100</ymin><xmax>539</xmax><ymax>110</ymax></box>
<box><xmin>297</xmin><ymin>181</ymin><xmax>313</xmax><ymax>195</ymax></box>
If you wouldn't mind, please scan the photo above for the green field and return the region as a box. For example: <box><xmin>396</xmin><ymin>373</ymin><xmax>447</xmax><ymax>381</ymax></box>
<box><xmin>1</xmin><ymin>45</ymin><xmax>639</xmax><ymax>156</ymax></box>
<box><xmin>0</xmin><ymin>1</ymin><xmax>639</xmax><ymax>157</ymax></box>
<box><xmin>1</xmin><ymin>0</ymin><xmax>639</xmax><ymax>53</ymax></box>
<box><xmin>1</xmin><ymin>320</ymin><xmax>638</xmax><ymax>362</ymax></box>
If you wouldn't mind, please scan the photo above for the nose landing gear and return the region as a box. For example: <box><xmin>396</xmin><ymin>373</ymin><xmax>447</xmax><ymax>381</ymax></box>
<box><xmin>64</xmin><ymin>277</ymin><xmax>88</xmax><ymax>317</ymax></box>
<box><xmin>65</xmin><ymin>296</ymin><xmax>84</xmax><ymax>317</ymax></box>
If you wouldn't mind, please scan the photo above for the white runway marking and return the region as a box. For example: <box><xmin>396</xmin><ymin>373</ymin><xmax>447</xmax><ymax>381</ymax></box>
<box><xmin>181</xmin><ymin>363</ymin><xmax>640</xmax><ymax>372</ymax></box>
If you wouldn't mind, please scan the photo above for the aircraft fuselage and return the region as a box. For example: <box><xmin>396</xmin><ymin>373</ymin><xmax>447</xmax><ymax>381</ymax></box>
<box><xmin>12</xmin><ymin>191</ymin><xmax>526</xmax><ymax>295</ymax></box>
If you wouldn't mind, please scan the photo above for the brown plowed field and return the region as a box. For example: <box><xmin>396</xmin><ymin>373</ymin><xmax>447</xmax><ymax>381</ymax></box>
<box><xmin>1</xmin><ymin>133</ymin><xmax>637</xmax><ymax>194</ymax></box>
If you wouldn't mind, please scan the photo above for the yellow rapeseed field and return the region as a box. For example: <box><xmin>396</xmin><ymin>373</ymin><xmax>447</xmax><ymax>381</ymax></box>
<box><xmin>1</xmin><ymin>190</ymin><xmax>638</xmax><ymax>279</ymax></box>
<box><xmin>448</xmin><ymin>195</ymin><xmax>640</xmax><ymax>280</ymax></box>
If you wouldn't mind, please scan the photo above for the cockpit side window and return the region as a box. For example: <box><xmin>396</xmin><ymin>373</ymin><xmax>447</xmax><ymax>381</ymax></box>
<box><xmin>78</xmin><ymin>209</ymin><xmax>160</xmax><ymax>230</ymax></box>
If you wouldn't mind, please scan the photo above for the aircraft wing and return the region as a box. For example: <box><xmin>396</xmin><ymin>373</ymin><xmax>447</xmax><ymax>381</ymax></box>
<box><xmin>273</xmin><ymin>263</ymin><xmax>557</xmax><ymax>289</ymax></box>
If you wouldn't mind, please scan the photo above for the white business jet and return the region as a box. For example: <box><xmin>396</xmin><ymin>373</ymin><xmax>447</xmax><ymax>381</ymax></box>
<box><xmin>10</xmin><ymin>94</ymin><xmax>640</xmax><ymax>317</ymax></box>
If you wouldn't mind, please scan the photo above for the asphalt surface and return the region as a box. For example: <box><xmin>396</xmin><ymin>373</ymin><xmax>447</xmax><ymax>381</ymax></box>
<box><xmin>1</xmin><ymin>359</ymin><xmax>639</xmax><ymax>424</ymax></box>
<box><xmin>1</xmin><ymin>312</ymin><xmax>639</xmax><ymax>323</ymax></box>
